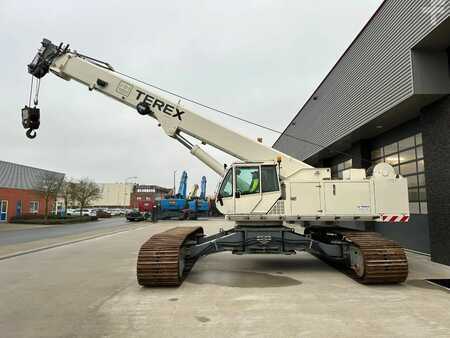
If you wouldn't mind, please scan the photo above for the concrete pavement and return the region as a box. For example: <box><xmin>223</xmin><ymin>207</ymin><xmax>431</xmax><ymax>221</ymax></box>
<box><xmin>1</xmin><ymin>219</ymin><xmax>450</xmax><ymax>338</ymax></box>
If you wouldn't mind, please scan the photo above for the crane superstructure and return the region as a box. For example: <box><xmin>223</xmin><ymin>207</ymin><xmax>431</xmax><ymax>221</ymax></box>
<box><xmin>22</xmin><ymin>39</ymin><xmax>410</xmax><ymax>286</ymax></box>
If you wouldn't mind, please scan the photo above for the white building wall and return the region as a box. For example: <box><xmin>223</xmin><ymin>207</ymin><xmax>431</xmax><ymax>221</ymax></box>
<box><xmin>92</xmin><ymin>183</ymin><xmax>135</xmax><ymax>207</ymax></box>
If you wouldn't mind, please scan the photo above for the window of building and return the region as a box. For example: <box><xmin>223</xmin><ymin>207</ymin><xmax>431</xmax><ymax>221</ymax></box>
<box><xmin>399</xmin><ymin>136</ymin><xmax>415</xmax><ymax>151</ymax></box>
<box><xmin>406</xmin><ymin>175</ymin><xmax>418</xmax><ymax>188</ymax></box>
<box><xmin>418</xmin><ymin>174</ymin><xmax>426</xmax><ymax>186</ymax></box>
<box><xmin>416</xmin><ymin>146</ymin><xmax>423</xmax><ymax>159</ymax></box>
<box><xmin>30</xmin><ymin>201</ymin><xmax>39</xmax><ymax>214</ymax></box>
<box><xmin>384</xmin><ymin>142</ymin><xmax>398</xmax><ymax>155</ymax></box>
<box><xmin>331</xmin><ymin>159</ymin><xmax>352</xmax><ymax>178</ymax></box>
<box><xmin>417</xmin><ymin>159</ymin><xmax>424</xmax><ymax>172</ymax></box>
<box><xmin>370</xmin><ymin>133</ymin><xmax>426</xmax><ymax>214</ymax></box>
<box><xmin>384</xmin><ymin>153</ymin><xmax>399</xmax><ymax>166</ymax></box>
<box><xmin>399</xmin><ymin>149</ymin><xmax>416</xmax><ymax>163</ymax></box>
<box><xmin>416</xmin><ymin>133</ymin><xmax>422</xmax><ymax>145</ymax></box>
<box><xmin>16</xmin><ymin>200</ymin><xmax>22</xmax><ymax>216</ymax></box>
<box><xmin>0</xmin><ymin>200</ymin><xmax>8</xmax><ymax>222</ymax></box>
<box><xmin>371</xmin><ymin>148</ymin><xmax>383</xmax><ymax>159</ymax></box>
<box><xmin>400</xmin><ymin>162</ymin><xmax>417</xmax><ymax>175</ymax></box>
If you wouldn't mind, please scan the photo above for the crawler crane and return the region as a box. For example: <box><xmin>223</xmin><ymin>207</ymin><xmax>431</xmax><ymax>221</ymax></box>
<box><xmin>22</xmin><ymin>39</ymin><xmax>410</xmax><ymax>286</ymax></box>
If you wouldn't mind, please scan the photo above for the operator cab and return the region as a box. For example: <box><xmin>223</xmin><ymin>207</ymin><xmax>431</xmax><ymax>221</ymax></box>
<box><xmin>216</xmin><ymin>162</ymin><xmax>281</xmax><ymax>215</ymax></box>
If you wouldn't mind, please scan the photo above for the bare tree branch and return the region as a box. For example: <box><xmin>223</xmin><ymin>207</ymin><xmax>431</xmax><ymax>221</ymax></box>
<box><xmin>71</xmin><ymin>178</ymin><xmax>101</xmax><ymax>216</ymax></box>
<box><xmin>59</xmin><ymin>178</ymin><xmax>77</xmax><ymax>215</ymax></box>
<box><xmin>33</xmin><ymin>172</ymin><xmax>64</xmax><ymax>223</ymax></box>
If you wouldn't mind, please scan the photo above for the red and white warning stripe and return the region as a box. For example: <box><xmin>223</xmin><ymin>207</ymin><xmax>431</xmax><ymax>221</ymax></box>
<box><xmin>381</xmin><ymin>215</ymin><xmax>410</xmax><ymax>222</ymax></box>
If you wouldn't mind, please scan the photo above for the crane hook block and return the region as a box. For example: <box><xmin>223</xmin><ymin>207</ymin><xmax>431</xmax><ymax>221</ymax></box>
<box><xmin>21</xmin><ymin>106</ymin><xmax>40</xmax><ymax>139</ymax></box>
<box><xmin>26</xmin><ymin>128</ymin><xmax>37</xmax><ymax>139</ymax></box>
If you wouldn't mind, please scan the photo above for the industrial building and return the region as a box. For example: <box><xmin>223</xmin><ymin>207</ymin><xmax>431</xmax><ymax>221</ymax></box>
<box><xmin>274</xmin><ymin>0</ymin><xmax>449</xmax><ymax>265</ymax></box>
<box><xmin>130</xmin><ymin>184</ymin><xmax>171</xmax><ymax>209</ymax></box>
<box><xmin>92</xmin><ymin>183</ymin><xmax>171</xmax><ymax>209</ymax></box>
<box><xmin>92</xmin><ymin>183</ymin><xmax>136</xmax><ymax>208</ymax></box>
<box><xmin>0</xmin><ymin>160</ymin><xmax>65</xmax><ymax>222</ymax></box>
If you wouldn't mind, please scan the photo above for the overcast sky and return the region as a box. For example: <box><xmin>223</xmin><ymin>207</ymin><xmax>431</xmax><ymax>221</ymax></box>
<box><xmin>0</xmin><ymin>0</ymin><xmax>382</xmax><ymax>194</ymax></box>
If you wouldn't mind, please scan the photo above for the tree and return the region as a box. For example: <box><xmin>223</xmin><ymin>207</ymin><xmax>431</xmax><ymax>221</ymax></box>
<box><xmin>60</xmin><ymin>179</ymin><xmax>77</xmax><ymax>215</ymax></box>
<box><xmin>33</xmin><ymin>172</ymin><xmax>64</xmax><ymax>223</ymax></box>
<box><xmin>71</xmin><ymin>178</ymin><xmax>101</xmax><ymax>216</ymax></box>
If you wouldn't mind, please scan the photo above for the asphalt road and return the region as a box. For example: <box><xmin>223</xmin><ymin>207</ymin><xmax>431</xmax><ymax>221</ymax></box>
<box><xmin>0</xmin><ymin>218</ymin><xmax>129</xmax><ymax>246</ymax></box>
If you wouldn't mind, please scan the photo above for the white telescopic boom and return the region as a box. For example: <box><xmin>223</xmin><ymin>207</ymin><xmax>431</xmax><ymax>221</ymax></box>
<box><xmin>47</xmin><ymin>51</ymin><xmax>310</xmax><ymax>178</ymax></box>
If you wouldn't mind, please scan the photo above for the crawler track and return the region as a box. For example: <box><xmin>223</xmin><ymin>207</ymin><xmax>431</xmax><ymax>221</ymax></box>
<box><xmin>308</xmin><ymin>228</ymin><xmax>408</xmax><ymax>284</ymax></box>
<box><xmin>137</xmin><ymin>226</ymin><xmax>204</xmax><ymax>287</ymax></box>
<box><xmin>137</xmin><ymin>226</ymin><xmax>408</xmax><ymax>286</ymax></box>
<box><xmin>338</xmin><ymin>231</ymin><xmax>408</xmax><ymax>284</ymax></box>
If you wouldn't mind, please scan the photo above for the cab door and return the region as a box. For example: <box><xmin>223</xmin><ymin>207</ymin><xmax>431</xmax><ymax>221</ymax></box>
<box><xmin>234</xmin><ymin>165</ymin><xmax>262</xmax><ymax>214</ymax></box>
<box><xmin>216</xmin><ymin>168</ymin><xmax>235</xmax><ymax>215</ymax></box>
<box><xmin>253</xmin><ymin>165</ymin><xmax>282</xmax><ymax>213</ymax></box>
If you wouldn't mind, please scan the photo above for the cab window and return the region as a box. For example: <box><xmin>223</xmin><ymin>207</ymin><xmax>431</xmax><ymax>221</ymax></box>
<box><xmin>219</xmin><ymin>169</ymin><xmax>233</xmax><ymax>198</ymax></box>
<box><xmin>235</xmin><ymin>167</ymin><xmax>260</xmax><ymax>195</ymax></box>
<box><xmin>261</xmin><ymin>165</ymin><xmax>279</xmax><ymax>192</ymax></box>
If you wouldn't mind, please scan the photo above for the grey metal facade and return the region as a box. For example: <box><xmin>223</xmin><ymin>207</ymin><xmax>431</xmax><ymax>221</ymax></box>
<box><xmin>274</xmin><ymin>0</ymin><xmax>449</xmax><ymax>160</ymax></box>
<box><xmin>272</xmin><ymin>1</ymin><xmax>450</xmax><ymax>263</ymax></box>
<box><xmin>0</xmin><ymin>161</ymin><xmax>65</xmax><ymax>190</ymax></box>
<box><xmin>421</xmin><ymin>96</ymin><xmax>450</xmax><ymax>265</ymax></box>
<box><xmin>366</xmin><ymin>118</ymin><xmax>431</xmax><ymax>254</ymax></box>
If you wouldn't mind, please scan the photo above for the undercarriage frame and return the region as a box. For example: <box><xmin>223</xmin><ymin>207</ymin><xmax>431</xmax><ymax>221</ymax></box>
<box><xmin>136</xmin><ymin>224</ymin><xmax>409</xmax><ymax>286</ymax></box>
<box><xmin>186</xmin><ymin>225</ymin><xmax>345</xmax><ymax>261</ymax></box>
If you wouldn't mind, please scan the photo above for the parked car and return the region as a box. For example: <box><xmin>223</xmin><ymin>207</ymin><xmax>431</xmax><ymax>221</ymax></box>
<box><xmin>66</xmin><ymin>208</ymin><xmax>77</xmax><ymax>216</ymax></box>
<box><xmin>95</xmin><ymin>209</ymin><xmax>112</xmax><ymax>218</ymax></box>
<box><xmin>68</xmin><ymin>209</ymin><xmax>97</xmax><ymax>217</ymax></box>
<box><xmin>108</xmin><ymin>208</ymin><xmax>125</xmax><ymax>216</ymax></box>
<box><xmin>126</xmin><ymin>210</ymin><xmax>146</xmax><ymax>222</ymax></box>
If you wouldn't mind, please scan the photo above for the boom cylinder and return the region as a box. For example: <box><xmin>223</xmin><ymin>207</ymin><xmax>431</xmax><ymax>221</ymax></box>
<box><xmin>190</xmin><ymin>145</ymin><xmax>225</xmax><ymax>176</ymax></box>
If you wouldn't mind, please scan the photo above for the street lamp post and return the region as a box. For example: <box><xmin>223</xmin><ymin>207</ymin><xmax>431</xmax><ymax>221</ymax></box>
<box><xmin>173</xmin><ymin>170</ymin><xmax>177</xmax><ymax>196</ymax></box>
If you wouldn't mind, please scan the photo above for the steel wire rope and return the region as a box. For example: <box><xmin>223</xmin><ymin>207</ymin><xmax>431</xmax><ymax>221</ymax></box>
<box><xmin>112</xmin><ymin>69</ymin><xmax>372</xmax><ymax>164</ymax></box>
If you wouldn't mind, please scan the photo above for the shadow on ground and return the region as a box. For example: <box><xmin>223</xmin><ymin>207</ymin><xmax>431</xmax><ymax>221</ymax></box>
<box><xmin>187</xmin><ymin>269</ymin><xmax>302</xmax><ymax>288</ymax></box>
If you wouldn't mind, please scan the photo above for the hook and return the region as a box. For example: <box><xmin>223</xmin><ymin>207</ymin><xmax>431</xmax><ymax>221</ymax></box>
<box><xmin>26</xmin><ymin>128</ymin><xmax>37</xmax><ymax>139</ymax></box>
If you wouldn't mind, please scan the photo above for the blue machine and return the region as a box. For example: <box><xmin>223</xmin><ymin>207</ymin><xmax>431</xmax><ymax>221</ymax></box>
<box><xmin>187</xmin><ymin>176</ymin><xmax>209</xmax><ymax>218</ymax></box>
<box><xmin>157</xmin><ymin>172</ymin><xmax>209</xmax><ymax>220</ymax></box>
<box><xmin>200</xmin><ymin>176</ymin><xmax>207</xmax><ymax>200</ymax></box>
<box><xmin>158</xmin><ymin>171</ymin><xmax>189</xmax><ymax>219</ymax></box>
